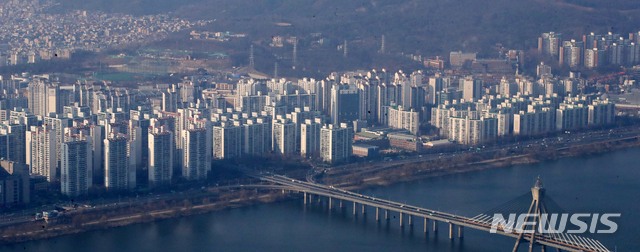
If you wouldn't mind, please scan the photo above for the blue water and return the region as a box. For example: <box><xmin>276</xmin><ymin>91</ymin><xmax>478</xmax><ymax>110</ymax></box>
<box><xmin>3</xmin><ymin>148</ymin><xmax>639</xmax><ymax>252</ymax></box>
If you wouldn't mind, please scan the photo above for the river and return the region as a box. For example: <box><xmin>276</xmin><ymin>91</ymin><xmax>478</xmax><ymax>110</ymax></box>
<box><xmin>3</xmin><ymin>148</ymin><xmax>639</xmax><ymax>252</ymax></box>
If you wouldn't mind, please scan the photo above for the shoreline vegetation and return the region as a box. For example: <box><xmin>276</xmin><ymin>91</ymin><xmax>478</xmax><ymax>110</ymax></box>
<box><xmin>1</xmin><ymin>135</ymin><xmax>639</xmax><ymax>246</ymax></box>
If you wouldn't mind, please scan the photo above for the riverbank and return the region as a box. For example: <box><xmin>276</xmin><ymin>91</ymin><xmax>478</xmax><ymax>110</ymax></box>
<box><xmin>1</xmin><ymin>134</ymin><xmax>638</xmax><ymax>245</ymax></box>
<box><xmin>329</xmin><ymin>135</ymin><xmax>640</xmax><ymax>191</ymax></box>
<box><xmin>0</xmin><ymin>190</ymin><xmax>294</xmax><ymax>245</ymax></box>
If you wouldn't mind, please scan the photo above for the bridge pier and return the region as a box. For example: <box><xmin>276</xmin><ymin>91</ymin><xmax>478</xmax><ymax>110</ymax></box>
<box><xmin>362</xmin><ymin>204</ymin><xmax>366</xmax><ymax>215</ymax></box>
<box><xmin>303</xmin><ymin>192</ymin><xmax>307</xmax><ymax>205</ymax></box>
<box><xmin>449</xmin><ymin>223</ymin><xmax>454</xmax><ymax>240</ymax></box>
<box><xmin>424</xmin><ymin>218</ymin><xmax>428</xmax><ymax>233</ymax></box>
<box><xmin>339</xmin><ymin>200</ymin><xmax>343</xmax><ymax>209</ymax></box>
<box><xmin>408</xmin><ymin>215</ymin><xmax>413</xmax><ymax>227</ymax></box>
<box><xmin>375</xmin><ymin>207</ymin><xmax>380</xmax><ymax>221</ymax></box>
<box><xmin>328</xmin><ymin>197</ymin><xmax>332</xmax><ymax>210</ymax></box>
<box><xmin>433</xmin><ymin>220</ymin><xmax>438</xmax><ymax>233</ymax></box>
<box><xmin>458</xmin><ymin>226</ymin><xmax>464</xmax><ymax>238</ymax></box>
<box><xmin>353</xmin><ymin>202</ymin><xmax>357</xmax><ymax>215</ymax></box>
<box><xmin>399</xmin><ymin>212</ymin><xmax>403</xmax><ymax>227</ymax></box>
<box><xmin>385</xmin><ymin>209</ymin><xmax>389</xmax><ymax>220</ymax></box>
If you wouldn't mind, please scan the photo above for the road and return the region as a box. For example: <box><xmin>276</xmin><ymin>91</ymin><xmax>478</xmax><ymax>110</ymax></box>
<box><xmin>322</xmin><ymin>126</ymin><xmax>640</xmax><ymax>180</ymax></box>
<box><xmin>0</xmin><ymin>184</ymin><xmax>285</xmax><ymax>227</ymax></box>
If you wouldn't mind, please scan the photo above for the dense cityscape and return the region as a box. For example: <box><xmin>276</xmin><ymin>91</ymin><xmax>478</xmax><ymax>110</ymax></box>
<box><xmin>1</xmin><ymin>0</ymin><xmax>639</xmax><ymax>251</ymax></box>
<box><xmin>0</xmin><ymin>0</ymin><xmax>208</xmax><ymax>65</ymax></box>
<box><xmin>0</xmin><ymin>60</ymin><xmax>625</xmax><ymax>198</ymax></box>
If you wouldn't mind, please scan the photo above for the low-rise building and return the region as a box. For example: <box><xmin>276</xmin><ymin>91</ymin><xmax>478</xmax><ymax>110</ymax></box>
<box><xmin>388</xmin><ymin>133</ymin><xmax>422</xmax><ymax>152</ymax></box>
<box><xmin>352</xmin><ymin>143</ymin><xmax>379</xmax><ymax>158</ymax></box>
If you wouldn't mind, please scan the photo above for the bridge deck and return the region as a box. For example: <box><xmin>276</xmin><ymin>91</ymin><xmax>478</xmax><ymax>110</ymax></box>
<box><xmin>252</xmin><ymin>173</ymin><xmax>611</xmax><ymax>252</ymax></box>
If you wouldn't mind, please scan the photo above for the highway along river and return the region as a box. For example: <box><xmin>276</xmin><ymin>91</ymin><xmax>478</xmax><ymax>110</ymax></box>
<box><xmin>2</xmin><ymin>147</ymin><xmax>638</xmax><ymax>252</ymax></box>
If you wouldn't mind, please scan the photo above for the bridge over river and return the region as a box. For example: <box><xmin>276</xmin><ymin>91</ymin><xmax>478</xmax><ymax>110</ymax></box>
<box><xmin>250</xmin><ymin>172</ymin><xmax>611</xmax><ymax>252</ymax></box>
